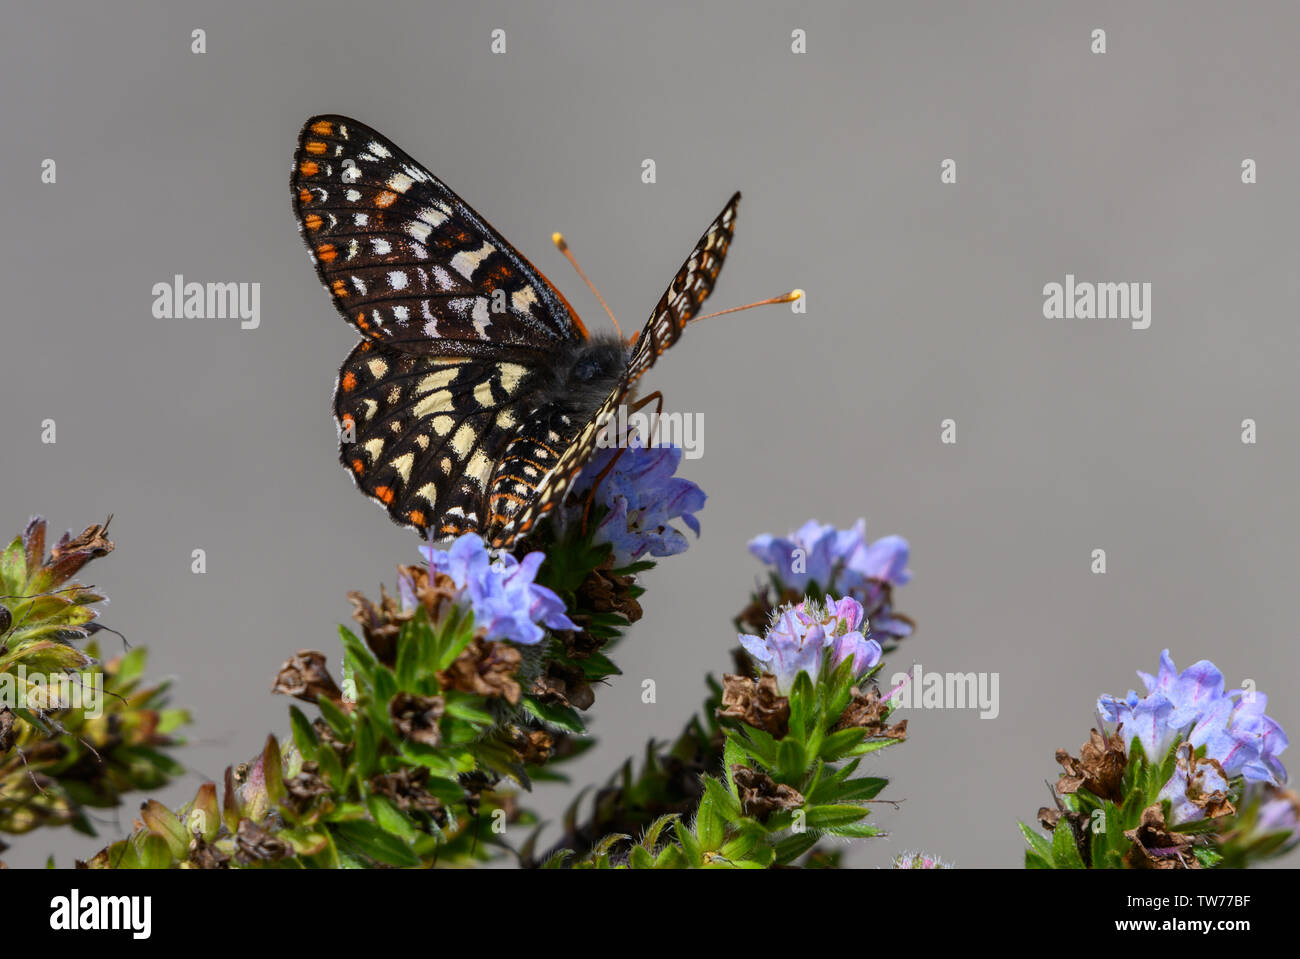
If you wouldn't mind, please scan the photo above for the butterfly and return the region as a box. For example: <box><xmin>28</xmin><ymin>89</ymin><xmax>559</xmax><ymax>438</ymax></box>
<box><xmin>291</xmin><ymin>115</ymin><xmax>739</xmax><ymax>549</ymax></box>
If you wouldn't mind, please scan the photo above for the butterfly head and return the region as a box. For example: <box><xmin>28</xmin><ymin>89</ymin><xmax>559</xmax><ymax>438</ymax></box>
<box><xmin>546</xmin><ymin>333</ymin><xmax>628</xmax><ymax>416</ymax></box>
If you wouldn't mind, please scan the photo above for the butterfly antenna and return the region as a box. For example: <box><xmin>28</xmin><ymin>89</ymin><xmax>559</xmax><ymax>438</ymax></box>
<box><xmin>552</xmin><ymin>233</ymin><xmax>623</xmax><ymax>339</ymax></box>
<box><xmin>688</xmin><ymin>289</ymin><xmax>803</xmax><ymax>325</ymax></box>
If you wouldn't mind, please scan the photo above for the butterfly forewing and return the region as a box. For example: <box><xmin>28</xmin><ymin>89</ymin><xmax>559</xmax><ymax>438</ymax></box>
<box><xmin>293</xmin><ymin>115</ymin><xmax>584</xmax><ymax>357</ymax></box>
<box><xmin>486</xmin><ymin>194</ymin><xmax>742</xmax><ymax>547</ymax></box>
<box><xmin>626</xmin><ymin>191</ymin><xmax>740</xmax><ymax>386</ymax></box>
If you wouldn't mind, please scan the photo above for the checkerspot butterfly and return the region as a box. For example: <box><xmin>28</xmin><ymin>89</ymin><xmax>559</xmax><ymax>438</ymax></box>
<box><xmin>292</xmin><ymin>115</ymin><xmax>740</xmax><ymax>549</ymax></box>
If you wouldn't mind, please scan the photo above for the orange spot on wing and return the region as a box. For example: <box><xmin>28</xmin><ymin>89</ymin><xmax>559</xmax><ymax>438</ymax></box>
<box><xmin>352</xmin><ymin>459</ymin><xmax>365</xmax><ymax>474</ymax></box>
<box><xmin>298</xmin><ymin>188</ymin><xmax>313</xmax><ymax>204</ymax></box>
<box><xmin>305</xmin><ymin>214</ymin><xmax>323</xmax><ymax>231</ymax></box>
<box><xmin>316</xmin><ymin>243</ymin><xmax>337</xmax><ymax>263</ymax></box>
<box><xmin>408</xmin><ymin>509</ymin><xmax>427</xmax><ymax>526</ymax></box>
<box><xmin>374</xmin><ymin>191</ymin><xmax>397</xmax><ymax>208</ymax></box>
<box><xmin>304</xmin><ymin>140</ymin><xmax>328</xmax><ymax>156</ymax></box>
<box><xmin>299</xmin><ymin>160</ymin><xmax>320</xmax><ymax>176</ymax></box>
<box><xmin>341</xmin><ymin>371</ymin><xmax>358</xmax><ymax>392</ymax></box>
<box><xmin>332</xmin><ymin>279</ymin><xmax>349</xmax><ymax>296</ymax></box>
<box><xmin>310</xmin><ymin>120</ymin><xmax>334</xmax><ymax>135</ymax></box>
<box><xmin>374</xmin><ymin>485</ymin><xmax>395</xmax><ymax>505</ymax></box>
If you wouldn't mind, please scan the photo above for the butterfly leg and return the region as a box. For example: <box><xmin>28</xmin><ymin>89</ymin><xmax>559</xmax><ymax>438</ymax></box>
<box><xmin>579</xmin><ymin>391</ymin><xmax>664</xmax><ymax>536</ymax></box>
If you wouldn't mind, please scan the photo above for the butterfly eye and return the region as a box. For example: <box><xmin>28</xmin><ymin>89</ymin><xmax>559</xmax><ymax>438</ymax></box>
<box><xmin>572</xmin><ymin>357</ymin><xmax>603</xmax><ymax>383</ymax></box>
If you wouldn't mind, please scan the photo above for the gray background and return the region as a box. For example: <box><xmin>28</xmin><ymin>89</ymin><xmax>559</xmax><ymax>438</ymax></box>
<box><xmin>3</xmin><ymin>0</ymin><xmax>1297</xmax><ymax>868</ymax></box>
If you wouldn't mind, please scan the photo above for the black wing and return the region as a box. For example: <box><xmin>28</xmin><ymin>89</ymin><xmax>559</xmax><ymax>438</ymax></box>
<box><xmin>292</xmin><ymin>115</ymin><xmax>587</xmax><ymax>359</ymax></box>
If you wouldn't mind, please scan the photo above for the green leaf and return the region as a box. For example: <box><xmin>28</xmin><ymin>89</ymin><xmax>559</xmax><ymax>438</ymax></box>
<box><xmin>289</xmin><ymin>706</ymin><xmax>320</xmax><ymax>761</ymax></box>
<box><xmin>826</xmin><ymin>776</ymin><xmax>888</xmax><ymax>803</ymax></box>
<box><xmin>803</xmin><ymin>804</ymin><xmax>868</xmax><ymax>830</ymax></box>
<box><xmin>1050</xmin><ymin>817</ymin><xmax>1086</xmax><ymax>869</ymax></box>
<box><xmin>334</xmin><ymin>820</ymin><xmax>421</xmax><ymax>867</ymax></box>
<box><xmin>818</xmin><ymin>727</ymin><xmax>867</xmax><ymax>762</ymax></box>
<box><xmin>723</xmin><ymin>735</ymin><xmax>745</xmax><ymax>794</ymax></box>
<box><xmin>675</xmin><ymin>818</ymin><xmax>703</xmax><ymax>867</ymax></box>
<box><xmin>442</xmin><ymin>693</ymin><xmax>494</xmax><ymax>725</ymax></box>
<box><xmin>354</xmin><ymin>719</ymin><xmax>377</xmax><ymax>778</ymax></box>
<box><xmin>822</xmin><ymin>820</ymin><xmax>881</xmax><ymax>839</ymax></box>
<box><xmin>640</xmin><ymin>813</ymin><xmax>679</xmax><ymax>851</ymax></box>
<box><xmin>702</xmin><ymin>775</ymin><xmax>744</xmax><ymax>822</ymax></box>
<box><xmin>1018</xmin><ymin>821</ymin><xmax>1055</xmax><ymax>866</ymax></box>
<box><xmin>0</xmin><ymin>536</ymin><xmax>26</xmax><ymax>595</ymax></box>
<box><xmin>317</xmin><ymin>695</ymin><xmax>352</xmax><ymax>741</ymax></box>
<box><xmin>521</xmin><ymin>696</ymin><xmax>586</xmax><ymax>734</ymax></box>
<box><xmin>775</xmin><ymin>738</ymin><xmax>807</xmax><ymax>782</ymax></box>
<box><xmin>787</xmin><ymin>671</ymin><xmax>815</xmax><ymax>740</ymax></box>
<box><xmin>695</xmin><ymin>794</ymin><xmax>725</xmax><ymax>851</ymax></box>
<box><xmin>366</xmin><ymin>795</ymin><xmax>419</xmax><ymax>844</ymax></box>
<box><xmin>262</xmin><ymin>736</ymin><xmax>286</xmax><ymax>805</ymax></box>
<box><xmin>773</xmin><ymin>830</ymin><xmax>819</xmax><ymax>865</ymax></box>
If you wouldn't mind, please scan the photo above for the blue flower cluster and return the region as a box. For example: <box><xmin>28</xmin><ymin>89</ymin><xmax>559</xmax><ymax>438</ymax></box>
<box><xmin>1099</xmin><ymin>650</ymin><xmax>1290</xmax><ymax>823</ymax></box>
<box><xmin>572</xmin><ymin>437</ymin><xmax>706</xmax><ymax>567</ymax></box>
<box><xmin>749</xmin><ymin>519</ymin><xmax>912</xmax><ymax>641</ymax></box>
<box><xmin>738</xmin><ymin>595</ymin><xmax>881</xmax><ymax>694</ymax></box>
<box><xmin>404</xmin><ymin>534</ymin><xmax>576</xmax><ymax>646</ymax></box>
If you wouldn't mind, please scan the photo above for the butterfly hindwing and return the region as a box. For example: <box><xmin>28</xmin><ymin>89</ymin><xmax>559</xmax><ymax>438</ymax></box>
<box><xmin>293</xmin><ymin>115</ymin><xmax>584</xmax><ymax>357</ymax></box>
<box><xmin>334</xmin><ymin>339</ymin><xmax>540</xmax><ymax>536</ymax></box>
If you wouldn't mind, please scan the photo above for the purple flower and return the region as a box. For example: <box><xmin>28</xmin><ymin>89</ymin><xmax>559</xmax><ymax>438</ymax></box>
<box><xmin>748</xmin><ymin>519</ymin><xmax>912</xmax><ymax>643</ymax></box>
<box><xmin>1256</xmin><ymin>788</ymin><xmax>1300</xmax><ymax>833</ymax></box>
<box><xmin>1099</xmin><ymin>650</ymin><xmax>1289</xmax><ymax>787</ymax></box>
<box><xmin>737</xmin><ymin>596</ymin><xmax>881</xmax><ymax>694</ymax></box>
<box><xmin>1158</xmin><ymin>745</ymin><xmax>1232</xmax><ymax>825</ymax></box>
<box><xmin>411</xmin><ymin>534</ymin><xmax>576</xmax><ymax>646</ymax></box>
<box><xmin>572</xmin><ymin>437</ymin><xmax>705</xmax><ymax>567</ymax></box>
<box><xmin>748</xmin><ymin>520</ymin><xmax>855</xmax><ymax>592</ymax></box>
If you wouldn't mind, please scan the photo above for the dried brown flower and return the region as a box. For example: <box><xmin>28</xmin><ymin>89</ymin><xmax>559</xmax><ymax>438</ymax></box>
<box><xmin>834</xmin><ymin>686</ymin><xmax>908</xmax><ymax>740</ymax></box>
<box><xmin>505</xmin><ymin>725</ymin><xmax>556</xmax><ymax>765</ymax></box>
<box><xmin>1124</xmin><ymin>804</ymin><xmax>1199</xmax><ymax>869</ymax></box>
<box><xmin>732</xmin><ymin>765</ymin><xmax>804</xmax><ymax>821</ymax></box>
<box><xmin>388</xmin><ymin>692</ymin><xmax>446</xmax><ymax>746</ymax></box>
<box><xmin>1055</xmin><ymin>728</ymin><xmax>1127</xmax><ymax>803</ymax></box>
<box><xmin>717</xmin><ymin>673</ymin><xmax>790</xmax><ymax>738</ymax></box>
<box><xmin>285</xmin><ymin>760</ymin><xmax>331</xmax><ymax>813</ymax></box>
<box><xmin>347</xmin><ymin>586</ymin><xmax>408</xmax><ymax>666</ymax></box>
<box><xmin>371</xmin><ymin>767</ymin><xmax>446</xmax><ymax>821</ymax></box>
<box><xmin>531</xmin><ymin>662</ymin><xmax>595</xmax><ymax>711</ymax></box>
<box><xmin>233</xmin><ymin>820</ymin><xmax>292</xmax><ymax>865</ymax></box>
<box><xmin>271</xmin><ymin>650</ymin><xmax>342</xmax><ymax>705</ymax></box>
<box><xmin>437</xmin><ymin>637</ymin><xmax>522</xmax><ymax>705</ymax></box>
<box><xmin>577</xmin><ymin>555</ymin><xmax>643</xmax><ymax>623</ymax></box>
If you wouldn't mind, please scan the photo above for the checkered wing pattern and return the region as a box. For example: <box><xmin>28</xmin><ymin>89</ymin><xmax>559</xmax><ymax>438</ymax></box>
<box><xmin>625</xmin><ymin>191</ymin><xmax>740</xmax><ymax>386</ymax></box>
<box><xmin>295</xmin><ymin>116</ymin><xmax>741</xmax><ymax>549</ymax></box>
<box><xmin>292</xmin><ymin>115</ymin><xmax>585</xmax><ymax>358</ymax></box>
<box><xmin>484</xmin><ymin>390</ymin><xmax>623</xmax><ymax>546</ymax></box>
<box><xmin>334</xmin><ymin>339</ymin><xmax>540</xmax><ymax>539</ymax></box>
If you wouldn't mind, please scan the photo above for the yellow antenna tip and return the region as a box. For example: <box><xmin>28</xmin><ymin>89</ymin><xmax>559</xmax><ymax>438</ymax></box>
<box><xmin>788</xmin><ymin>289</ymin><xmax>805</xmax><ymax>302</ymax></box>
<box><xmin>551</xmin><ymin>232</ymin><xmax>568</xmax><ymax>251</ymax></box>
